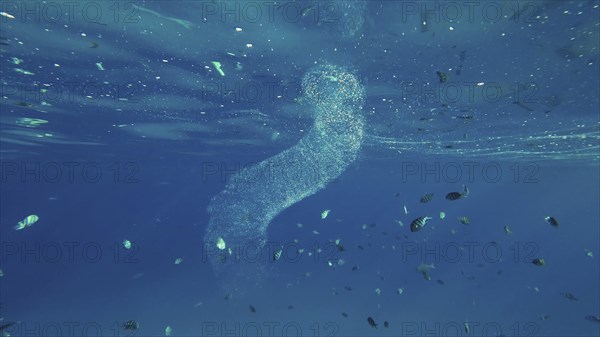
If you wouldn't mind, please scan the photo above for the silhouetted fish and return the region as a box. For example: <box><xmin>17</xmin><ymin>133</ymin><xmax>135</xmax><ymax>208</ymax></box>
<box><xmin>420</xmin><ymin>193</ymin><xmax>434</xmax><ymax>203</ymax></box>
<box><xmin>122</xmin><ymin>320</ymin><xmax>139</xmax><ymax>331</ymax></box>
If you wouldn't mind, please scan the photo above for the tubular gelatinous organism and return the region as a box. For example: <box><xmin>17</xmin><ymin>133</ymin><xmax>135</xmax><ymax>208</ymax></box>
<box><xmin>204</xmin><ymin>64</ymin><xmax>365</xmax><ymax>289</ymax></box>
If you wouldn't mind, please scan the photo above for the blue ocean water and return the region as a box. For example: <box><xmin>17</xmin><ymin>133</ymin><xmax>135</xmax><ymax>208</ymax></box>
<box><xmin>1</xmin><ymin>1</ymin><xmax>599</xmax><ymax>337</ymax></box>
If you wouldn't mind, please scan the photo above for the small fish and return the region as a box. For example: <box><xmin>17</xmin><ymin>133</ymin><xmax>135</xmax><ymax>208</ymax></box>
<box><xmin>420</xmin><ymin>193</ymin><xmax>434</xmax><ymax>203</ymax></box>
<box><xmin>410</xmin><ymin>216</ymin><xmax>432</xmax><ymax>232</ymax></box>
<box><xmin>301</xmin><ymin>5</ymin><xmax>316</xmax><ymax>18</ymax></box>
<box><xmin>436</xmin><ymin>70</ymin><xmax>448</xmax><ymax>83</ymax></box>
<box><xmin>446</xmin><ymin>185</ymin><xmax>469</xmax><ymax>200</ymax></box>
<box><xmin>273</xmin><ymin>246</ymin><xmax>283</xmax><ymax>261</ymax></box>
<box><xmin>15</xmin><ymin>214</ymin><xmax>39</xmax><ymax>230</ymax></box>
<box><xmin>334</xmin><ymin>239</ymin><xmax>345</xmax><ymax>252</ymax></box>
<box><xmin>545</xmin><ymin>216</ymin><xmax>559</xmax><ymax>227</ymax></box>
<box><xmin>249</xmin><ymin>305</ymin><xmax>256</xmax><ymax>313</ymax></box>
<box><xmin>458</xmin><ymin>216</ymin><xmax>469</xmax><ymax>225</ymax></box>
<box><xmin>532</xmin><ymin>258</ymin><xmax>545</xmax><ymax>266</ymax></box>
<box><xmin>341</xmin><ymin>312</ymin><xmax>348</xmax><ymax>318</ymax></box>
<box><xmin>122</xmin><ymin>320</ymin><xmax>139</xmax><ymax>331</ymax></box>
<box><xmin>0</xmin><ymin>11</ymin><xmax>16</xmax><ymax>19</ymax></box>
<box><xmin>417</xmin><ymin>263</ymin><xmax>435</xmax><ymax>280</ymax></box>
<box><xmin>445</xmin><ymin>192</ymin><xmax>462</xmax><ymax>200</ymax></box>
<box><xmin>584</xmin><ymin>315</ymin><xmax>600</xmax><ymax>323</ymax></box>
<box><xmin>367</xmin><ymin>317</ymin><xmax>377</xmax><ymax>328</ymax></box>
<box><xmin>453</xmin><ymin>115</ymin><xmax>474</xmax><ymax>120</ymax></box>
<box><xmin>384</xmin><ymin>321</ymin><xmax>389</xmax><ymax>328</ymax></box>
<box><xmin>344</xmin><ymin>286</ymin><xmax>353</xmax><ymax>291</ymax></box>
<box><xmin>437</xmin><ymin>279</ymin><xmax>445</xmax><ymax>285</ymax></box>
<box><xmin>15</xmin><ymin>101</ymin><xmax>34</xmax><ymax>107</ymax></box>
<box><xmin>0</xmin><ymin>323</ymin><xmax>15</xmax><ymax>332</ymax></box>
<box><xmin>90</xmin><ymin>42</ymin><xmax>99</xmax><ymax>48</ymax></box>
<box><xmin>504</xmin><ymin>225</ymin><xmax>512</xmax><ymax>235</ymax></box>
<box><xmin>561</xmin><ymin>292</ymin><xmax>579</xmax><ymax>301</ymax></box>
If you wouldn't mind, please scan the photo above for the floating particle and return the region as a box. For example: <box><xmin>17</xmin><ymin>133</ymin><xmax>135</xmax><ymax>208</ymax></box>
<box><xmin>15</xmin><ymin>214</ymin><xmax>39</xmax><ymax>230</ymax></box>
<box><xmin>375</xmin><ymin>288</ymin><xmax>381</xmax><ymax>295</ymax></box>
<box><xmin>249</xmin><ymin>305</ymin><xmax>256</xmax><ymax>313</ymax></box>
<box><xmin>130</xmin><ymin>273</ymin><xmax>144</xmax><ymax>280</ymax></box>
<box><xmin>245</xmin><ymin>43</ymin><xmax>253</xmax><ymax>48</ymax></box>
<box><xmin>10</xmin><ymin>57</ymin><xmax>22</xmax><ymax>65</ymax></box>
<box><xmin>420</xmin><ymin>193</ymin><xmax>434</xmax><ymax>203</ymax></box>
<box><xmin>367</xmin><ymin>317</ymin><xmax>377</xmax><ymax>328</ymax></box>
<box><xmin>458</xmin><ymin>216</ymin><xmax>469</xmax><ymax>225</ymax></box>
<box><xmin>122</xmin><ymin>240</ymin><xmax>132</xmax><ymax>250</ymax></box>
<box><xmin>0</xmin><ymin>269</ymin><xmax>3</xmax><ymax>277</ymax></box>
<box><xmin>211</xmin><ymin>61</ymin><xmax>225</xmax><ymax>76</ymax></box>
<box><xmin>504</xmin><ymin>225</ymin><xmax>512</xmax><ymax>235</ymax></box>
<box><xmin>410</xmin><ymin>216</ymin><xmax>432</xmax><ymax>232</ymax></box>
<box><xmin>216</xmin><ymin>237</ymin><xmax>226</xmax><ymax>250</ymax></box>
<box><xmin>403</xmin><ymin>205</ymin><xmax>409</xmax><ymax>214</ymax></box>
<box><xmin>341</xmin><ymin>312</ymin><xmax>348</xmax><ymax>318</ymax></box>
<box><xmin>95</xmin><ymin>62</ymin><xmax>105</xmax><ymax>71</ymax></box>
<box><xmin>321</xmin><ymin>209</ymin><xmax>330</xmax><ymax>219</ymax></box>
<box><xmin>396</xmin><ymin>288</ymin><xmax>404</xmax><ymax>295</ymax></box>
<box><xmin>544</xmin><ymin>216</ymin><xmax>559</xmax><ymax>227</ymax></box>
<box><xmin>165</xmin><ymin>326</ymin><xmax>172</xmax><ymax>336</ymax></box>
<box><xmin>384</xmin><ymin>321</ymin><xmax>389</xmax><ymax>328</ymax></box>
<box><xmin>464</xmin><ymin>321</ymin><xmax>470</xmax><ymax>335</ymax></box>
<box><xmin>296</xmin><ymin>223</ymin><xmax>303</xmax><ymax>228</ymax></box>
<box><xmin>439</xmin><ymin>212</ymin><xmax>446</xmax><ymax>219</ymax></box>
<box><xmin>312</xmin><ymin>230</ymin><xmax>319</xmax><ymax>235</ymax></box>
<box><xmin>584</xmin><ymin>315</ymin><xmax>600</xmax><ymax>323</ymax></box>
<box><xmin>235</xmin><ymin>27</ymin><xmax>242</xmax><ymax>32</ymax></box>
<box><xmin>174</xmin><ymin>257</ymin><xmax>183</xmax><ymax>265</ymax></box>
<box><xmin>584</xmin><ymin>249</ymin><xmax>593</xmax><ymax>258</ymax></box>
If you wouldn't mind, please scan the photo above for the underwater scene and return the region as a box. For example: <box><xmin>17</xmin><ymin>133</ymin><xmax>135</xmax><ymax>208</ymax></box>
<box><xmin>1</xmin><ymin>1</ymin><xmax>599</xmax><ymax>336</ymax></box>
